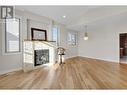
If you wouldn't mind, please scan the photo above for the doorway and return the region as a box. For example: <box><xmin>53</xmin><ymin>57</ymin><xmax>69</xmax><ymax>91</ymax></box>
<box><xmin>120</xmin><ymin>33</ymin><xmax>127</xmax><ymax>64</ymax></box>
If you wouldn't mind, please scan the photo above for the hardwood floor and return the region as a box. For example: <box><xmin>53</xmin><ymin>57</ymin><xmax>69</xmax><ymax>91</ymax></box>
<box><xmin>1</xmin><ymin>57</ymin><xmax>127</xmax><ymax>89</ymax></box>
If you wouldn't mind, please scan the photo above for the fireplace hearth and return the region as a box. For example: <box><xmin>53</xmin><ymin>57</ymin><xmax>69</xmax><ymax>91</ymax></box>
<box><xmin>34</xmin><ymin>49</ymin><xmax>49</xmax><ymax>66</ymax></box>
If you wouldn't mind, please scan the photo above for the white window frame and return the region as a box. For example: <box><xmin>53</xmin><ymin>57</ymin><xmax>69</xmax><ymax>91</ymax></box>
<box><xmin>68</xmin><ymin>32</ymin><xmax>77</xmax><ymax>46</ymax></box>
<box><xmin>2</xmin><ymin>15</ymin><xmax>22</xmax><ymax>55</ymax></box>
<box><xmin>52</xmin><ymin>25</ymin><xmax>60</xmax><ymax>46</ymax></box>
<box><xmin>5</xmin><ymin>18</ymin><xmax>20</xmax><ymax>53</ymax></box>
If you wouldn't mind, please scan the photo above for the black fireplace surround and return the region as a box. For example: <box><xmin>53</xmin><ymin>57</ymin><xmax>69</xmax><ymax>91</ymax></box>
<box><xmin>34</xmin><ymin>49</ymin><xmax>49</xmax><ymax>66</ymax></box>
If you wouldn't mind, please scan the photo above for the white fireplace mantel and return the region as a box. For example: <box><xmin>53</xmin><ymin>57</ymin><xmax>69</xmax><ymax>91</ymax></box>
<box><xmin>23</xmin><ymin>40</ymin><xmax>57</xmax><ymax>72</ymax></box>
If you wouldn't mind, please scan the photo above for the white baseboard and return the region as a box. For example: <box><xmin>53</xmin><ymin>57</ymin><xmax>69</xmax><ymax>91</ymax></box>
<box><xmin>0</xmin><ymin>67</ymin><xmax>22</xmax><ymax>75</ymax></box>
<box><xmin>78</xmin><ymin>55</ymin><xmax>119</xmax><ymax>63</ymax></box>
<box><xmin>65</xmin><ymin>55</ymin><xmax>78</xmax><ymax>59</ymax></box>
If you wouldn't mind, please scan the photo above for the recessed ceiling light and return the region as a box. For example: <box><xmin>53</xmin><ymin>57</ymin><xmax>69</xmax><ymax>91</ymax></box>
<box><xmin>62</xmin><ymin>15</ymin><xmax>66</xmax><ymax>18</ymax></box>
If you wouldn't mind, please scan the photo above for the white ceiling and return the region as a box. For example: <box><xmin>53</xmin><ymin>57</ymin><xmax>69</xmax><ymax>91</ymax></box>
<box><xmin>16</xmin><ymin>6</ymin><xmax>127</xmax><ymax>32</ymax></box>
<box><xmin>16</xmin><ymin>6</ymin><xmax>98</xmax><ymax>25</ymax></box>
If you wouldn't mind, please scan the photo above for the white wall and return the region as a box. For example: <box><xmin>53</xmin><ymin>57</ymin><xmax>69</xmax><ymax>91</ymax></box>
<box><xmin>0</xmin><ymin>10</ymin><xmax>24</xmax><ymax>74</ymax></box>
<box><xmin>27</xmin><ymin>19</ymin><xmax>51</xmax><ymax>40</ymax></box>
<box><xmin>0</xmin><ymin>22</ymin><xmax>22</xmax><ymax>75</ymax></box>
<box><xmin>78</xmin><ymin>12</ymin><xmax>127</xmax><ymax>63</ymax></box>
<box><xmin>59</xmin><ymin>25</ymin><xmax>78</xmax><ymax>59</ymax></box>
<box><xmin>22</xmin><ymin>11</ymin><xmax>53</xmax><ymax>40</ymax></box>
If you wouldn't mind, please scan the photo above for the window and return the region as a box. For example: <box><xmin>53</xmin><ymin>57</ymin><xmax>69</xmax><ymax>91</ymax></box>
<box><xmin>5</xmin><ymin>18</ymin><xmax>20</xmax><ymax>53</ymax></box>
<box><xmin>52</xmin><ymin>26</ymin><xmax>59</xmax><ymax>46</ymax></box>
<box><xmin>68</xmin><ymin>32</ymin><xmax>76</xmax><ymax>46</ymax></box>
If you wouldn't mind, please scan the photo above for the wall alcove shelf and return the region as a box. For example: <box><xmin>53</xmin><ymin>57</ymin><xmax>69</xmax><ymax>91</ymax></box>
<box><xmin>23</xmin><ymin>39</ymin><xmax>57</xmax><ymax>48</ymax></box>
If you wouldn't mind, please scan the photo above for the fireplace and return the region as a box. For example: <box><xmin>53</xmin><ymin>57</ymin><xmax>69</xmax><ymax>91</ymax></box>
<box><xmin>34</xmin><ymin>49</ymin><xmax>49</xmax><ymax>66</ymax></box>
